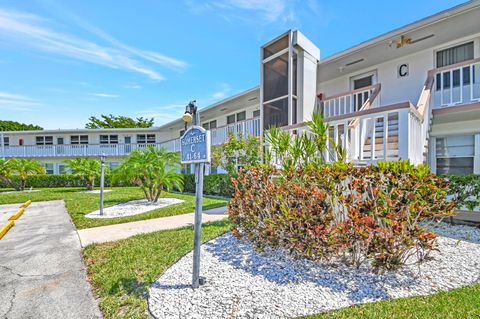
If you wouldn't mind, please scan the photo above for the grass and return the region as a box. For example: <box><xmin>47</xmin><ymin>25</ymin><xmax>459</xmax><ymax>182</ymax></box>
<box><xmin>0</xmin><ymin>187</ymin><xmax>228</xmax><ymax>229</ymax></box>
<box><xmin>83</xmin><ymin>220</ymin><xmax>232</xmax><ymax>319</ymax></box>
<box><xmin>84</xmin><ymin>219</ymin><xmax>480</xmax><ymax>319</ymax></box>
<box><xmin>302</xmin><ymin>283</ymin><xmax>480</xmax><ymax>319</ymax></box>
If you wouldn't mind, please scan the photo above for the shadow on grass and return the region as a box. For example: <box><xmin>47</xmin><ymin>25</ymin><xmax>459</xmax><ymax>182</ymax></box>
<box><xmin>109</xmin><ymin>277</ymin><xmax>149</xmax><ymax>299</ymax></box>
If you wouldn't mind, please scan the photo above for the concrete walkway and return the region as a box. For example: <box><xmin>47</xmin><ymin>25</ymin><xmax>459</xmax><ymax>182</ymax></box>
<box><xmin>0</xmin><ymin>200</ymin><xmax>102</xmax><ymax>319</ymax></box>
<box><xmin>78</xmin><ymin>206</ymin><xmax>228</xmax><ymax>247</ymax></box>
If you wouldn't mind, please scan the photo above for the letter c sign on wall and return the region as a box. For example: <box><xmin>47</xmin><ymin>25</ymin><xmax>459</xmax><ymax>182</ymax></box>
<box><xmin>398</xmin><ymin>63</ymin><xmax>409</xmax><ymax>78</ymax></box>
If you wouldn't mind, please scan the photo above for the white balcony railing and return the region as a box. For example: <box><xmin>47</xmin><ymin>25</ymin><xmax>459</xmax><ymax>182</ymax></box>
<box><xmin>0</xmin><ymin>117</ymin><xmax>261</xmax><ymax>159</ymax></box>
<box><xmin>319</xmin><ymin>84</ymin><xmax>381</xmax><ymax>118</ymax></box>
<box><xmin>323</xmin><ymin>103</ymin><xmax>426</xmax><ymax>165</ymax></box>
<box><xmin>432</xmin><ymin>58</ymin><xmax>480</xmax><ymax>108</ymax></box>
<box><xmin>211</xmin><ymin>117</ymin><xmax>261</xmax><ymax>145</ymax></box>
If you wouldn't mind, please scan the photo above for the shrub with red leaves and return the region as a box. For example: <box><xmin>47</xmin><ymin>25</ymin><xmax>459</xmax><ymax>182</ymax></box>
<box><xmin>228</xmin><ymin>161</ymin><xmax>456</xmax><ymax>270</ymax></box>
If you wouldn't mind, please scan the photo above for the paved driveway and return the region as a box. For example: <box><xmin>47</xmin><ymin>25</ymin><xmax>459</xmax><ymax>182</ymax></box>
<box><xmin>0</xmin><ymin>200</ymin><xmax>102</xmax><ymax>319</ymax></box>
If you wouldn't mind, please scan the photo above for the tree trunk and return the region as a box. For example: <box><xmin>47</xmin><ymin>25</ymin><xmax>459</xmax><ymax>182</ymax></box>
<box><xmin>20</xmin><ymin>178</ymin><xmax>26</xmax><ymax>191</ymax></box>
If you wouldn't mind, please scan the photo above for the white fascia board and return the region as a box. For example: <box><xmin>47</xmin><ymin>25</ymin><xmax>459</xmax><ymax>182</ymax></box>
<box><xmin>319</xmin><ymin>0</ymin><xmax>480</xmax><ymax>65</ymax></box>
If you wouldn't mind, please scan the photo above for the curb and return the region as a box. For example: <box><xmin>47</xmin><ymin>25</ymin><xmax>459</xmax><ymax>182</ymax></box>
<box><xmin>9</xmin><ymin>208</ymin><xmax>25</xmax><ymax>221</ymax></box>
<box><xmin>21</xmin><ymin>200</ymin><xmax>32</xmax><ymax>208</ymax></box>
<box><xmin>0</xmin><ymin>220</ymin><xmax>14</xmax><ymax>239</ymax></box>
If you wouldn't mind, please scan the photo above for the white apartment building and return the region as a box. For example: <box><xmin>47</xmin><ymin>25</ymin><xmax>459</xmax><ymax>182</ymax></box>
<box><xmin>1</xmin><ymin>0</ymin><xmax>480</xmax><ymax>176</ymax></box>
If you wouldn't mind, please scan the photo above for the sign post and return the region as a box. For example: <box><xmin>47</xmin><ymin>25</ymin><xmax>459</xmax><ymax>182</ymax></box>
<box><xmin>180</xmin><ymin>101</ymin><xmax>211</xmax><ymax>289</ymax></box>
<box><xmin>100</xmin><ymin>154</ymin><xmax>105</xmax><ymax>216</ymax></box>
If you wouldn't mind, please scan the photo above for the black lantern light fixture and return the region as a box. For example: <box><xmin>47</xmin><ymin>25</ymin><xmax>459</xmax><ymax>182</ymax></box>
<box><xmin>182</xmin><ymin>100</ymin><xmax>197</xmax><ymax>129</ymax></box>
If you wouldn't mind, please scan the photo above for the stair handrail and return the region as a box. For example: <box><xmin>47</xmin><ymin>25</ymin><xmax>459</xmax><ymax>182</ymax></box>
<box><xmin>415</xmin><ymin>74</ymin><xmax>435</xmax><ymax>122</ymax></box>
<box><xmin>348</xmin><ymin>83</ymin><xmax>382</xmax><ymax>128</ymax></box>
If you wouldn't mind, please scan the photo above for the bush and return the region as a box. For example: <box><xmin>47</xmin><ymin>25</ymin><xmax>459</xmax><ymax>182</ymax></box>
<box><xmin>0</xmin><ymin>174</ymin><xmax>134</xmax><ymax>189</ymax></box>
<box><xmin>445</xmin><ymin>174</ymin><xmax>480</xmax><ymax>211</ymax></box>
<box><xmin>229</xmin><ymin>161</ymin><xmax>456</xmax><ymax>270</ymax></box>
<box><xmin>181</xmin><ymin>174</ymin><xmax>233</xmax><ymax>197</ymax></box>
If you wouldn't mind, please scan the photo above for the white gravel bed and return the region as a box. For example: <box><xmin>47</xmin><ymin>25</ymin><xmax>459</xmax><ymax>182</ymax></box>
<box><xmin>0</xmin><ymin>189</ymin><xmax>40</xmax><ymax>194</ymax></box>
<box><xmin>85</xmin><ymin>198</ymin><xmax>184</xmax><ymax>218</ymax></box>
<box><xmin>80</xmin><ymin>189</ymin><xmax>113</xmax><ymax>194</ymax></box>
<box><xmin>149</xmin><ymin>223</ymin><xmax>480</xmax><ymax>319</ymax></box>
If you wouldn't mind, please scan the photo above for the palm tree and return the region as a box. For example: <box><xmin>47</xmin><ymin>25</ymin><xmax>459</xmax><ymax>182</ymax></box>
<box><xmin>10</xmin><ymin>159</ymin><xmax>45</xmax><ymax>190</ymax></box>
<box><xmin>66</xmin><ymin>158</ymin><xmax>102</xmax><ymax>190</ymax></box>
<box><xmin>0</xmin><ymin>159</ymin><xmax>16</xmax><ymax>189</ymax></box>
<box><xmin>115</xmin><ymin>146</ymin><xmax>183</xmax><ymax>202</ymax></box>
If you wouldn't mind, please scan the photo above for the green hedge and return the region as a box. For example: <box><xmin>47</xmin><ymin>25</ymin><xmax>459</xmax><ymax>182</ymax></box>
<box><xmin>0</xmin><ymin>173</ymin><xmax>233</xmax><ymax>196</ymax></box>
<box><xmin>0</xmin><ymin>174</ymin><xmax>133</xmax><ymax>189</ymax></box>
<box><xmin>182</xmin><ymin>174</ymin><xmax>232</xmax><ymax>197</ymax></box>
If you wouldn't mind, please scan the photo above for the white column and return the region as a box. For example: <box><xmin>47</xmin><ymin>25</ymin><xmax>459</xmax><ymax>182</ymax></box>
<box><xmin>397</xmin><ymin>110</ymin><xmax>410</xmax><ymax>161</ymax></box>
<box><xmin>474</xmin><ymin>134</ymin><xmax>480</xmax><ymax>174</ymax></box>
<box><xmin>0</xmin><ymin>131</ymin><xmax>4</xmax><ymax>159</ymax></box>
<box><xmin>430</xmin><ymin>136</ymin><xmax>437</xmax><ymax>174</ymax></box>
<box><xmin>287</xmin><ymin>31</ymin><xmax>293</xmax><ymax>126</ymax></box>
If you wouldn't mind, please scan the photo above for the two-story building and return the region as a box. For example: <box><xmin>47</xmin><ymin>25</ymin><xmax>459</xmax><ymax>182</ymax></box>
<box><xmin>1</xmin><ymin>0</ymin><xmax>480</xmax><ymax>176</ymax></box>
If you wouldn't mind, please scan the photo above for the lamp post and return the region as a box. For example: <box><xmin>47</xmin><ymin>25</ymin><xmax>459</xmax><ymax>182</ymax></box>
<box><xmin>100</xmin><ymin>154</ymin><xmax>105</xmax><ymax>216</ymax></box>
<box><xmin>182</xmin><ymin>100</ymin><xmax>206</xmax><ymax>288</ymax></box>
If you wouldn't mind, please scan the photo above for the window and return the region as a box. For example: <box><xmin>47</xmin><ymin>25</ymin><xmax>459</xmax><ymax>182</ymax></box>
<box><xmin>227</xmin><ymin>114</ymin><xmax>236</xmax><ymax>124</ymax></box>
<box><xmin>263</xmin><ymin>35</ymin><xmax>289</xmax><ymax>59</ymax></box>
<box><xmin>108</xmin><ymin>162</ymin><xmax>119</xmax><ymax>170</ymax></box>
<box><xmin>209</xmin><ymin>120</ymin><xmax>217</xmax><ymax>129</ymax></box>
<box><xmin>253</xmin><ymin>110</ymin><xmax>260</xmax><ymax>118</ymax></box>
<box><xmin>58</xmin><ymin>164</ymin><xmax>68</xmax><ymax>174</ymax></box>
<box><xmin>236</xmin><ymin>111</ymin><xmax>246</xmax><ymax>122</ymax></box>
<box><xmin>57</xmin><ymin>137</ymin><xmax>64</xmax><ymax>145</ymax></box>
<box><xmin>263</xmin><ymin>52</ymin><xmax>289</xmax><ymax>102</ymax></box>
<box><xmin>436</xmin><ymin>42</ymin><xmax>474</xmax><ymax>68</ymax></box>
<box><xmin>436</xmin><ymin>135</ymin><xmax>475</xmax><ymax>175</ymax></box>
<box><xmin>181</xmin><ymin>164</ymin><xmax>192</xmax><ymax>174</ymax></box>
<box><xmin>263</xmin><ymin>98</ymin><xmax>288</xmax><ymax>129</ymax></box>
<box><xmin>44</xmin><ymin>163</ymin><xmax>54</xmax><ymax>174</ymax></box>
<box><xmin>71</xmin><ymin>135</ymin><xmax>88</xmax><ymax>145</ymax></box>
<box><xmin>36</xmin><ymin>136</ymin><xmax>53</xmax><ymax>145</ymax></box>
<box><xmin>137</xmin><ymin>134</ymin><xmax>156</xmax><ymax>144</ymax></box>
<box><xmin>353</xmin><ymin>75</ymin><xmax>373</xmax><ymax>90</ymax></box>
<box><xmin>179</xmin><ymin>130</ymin><xmax>185</xmax><ymax>137</ymax></box>
<box><xmin>202</xmin><ymin>123</ymin><xmax>210</xmax><ymax>130</ymax></box>
<box><xmin>100</xmin><ymin>135</ymin><xmax>118</xmax><ymax>144</ymax></box>
<box><xmin>2</xmin><ymin>137</ymin><xmax>9</xmax><ymax>147</ymax></box>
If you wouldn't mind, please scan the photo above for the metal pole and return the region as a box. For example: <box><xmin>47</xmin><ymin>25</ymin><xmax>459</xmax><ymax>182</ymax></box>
<box><xmin>191</xmin><ymin>104</ymin><xmax>205</xmax><ymax>288</ymax></box>
<box><xmin>100</xmin><ymin>155</ymin><xmax>105</xmax><ymax>216</ymax></box>
<box><xmin>192</xmin><ymin>162</ymin><xmax>204</xmax><ymax>288</ymax></box>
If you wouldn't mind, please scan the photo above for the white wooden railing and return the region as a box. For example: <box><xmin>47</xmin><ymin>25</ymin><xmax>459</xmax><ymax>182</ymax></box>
<box><xmin>211</xmin><ymin>117</ymin><xmax>261</xmax><ymax>146</ymax></box>
<box><xmin>319</xmin><ymin>84</ymin><xmax>381</xmax><ymax>118</ymax></box>
<box><xmin>432</xmin><ymin>58</ymin><xmax>480</xmax><ymax>108</ymax></box>
<box><xmin>325</xmin><ymin>103</ymin><xmax>425</xmax><ymax>165</ymax></box>
<box><xmin>0</xmin><ymin>117</ymin><xmax>261</xmax><ymax>158</ymax></box>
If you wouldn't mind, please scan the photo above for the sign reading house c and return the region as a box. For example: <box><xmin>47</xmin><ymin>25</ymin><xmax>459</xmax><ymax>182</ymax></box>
<box><xmin>180</xmin><ymin>126</ymin><xmax>211</xmax><ymax>164</ymax></box>
<box><xmin>398</xmin><ymin>63</ymin><xmax>409</xmax><ymax>78</ymax></box>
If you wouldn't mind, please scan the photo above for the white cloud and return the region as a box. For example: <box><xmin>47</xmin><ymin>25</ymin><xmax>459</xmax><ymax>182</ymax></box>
<box><xmin>211</xmin><ymin>83</ymin><xmax>232</xmax><ymax>100</ymax></box>
<box><xmin>93</xmin><ymin>93</ymin><xmax>119</xmax><ymax>98</ymax></box>
<box><xmin>187</xmin><ymin>0</ymin><xmax>296</xmax><ymax>24</ymax></box>
<box><xmin>0</xmin><ymin>7</ymin><xmax>187</xmax><ymax>80</ymax></box>
<box><xmin>123</xmin><ymin>84</ymin><xmax>142</xmax><ymax>89</ymax></box>
<box><xmin>0</xmin><ymin>91</ymin><xmax>39</xmax><ymax>111</ymax></box>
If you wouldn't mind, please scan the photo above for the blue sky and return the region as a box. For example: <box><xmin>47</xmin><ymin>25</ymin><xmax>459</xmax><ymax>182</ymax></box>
<box><xmin>0</xmin><ymin>0</ymin><xmax>466</xmax><ymax>129</ymax></box>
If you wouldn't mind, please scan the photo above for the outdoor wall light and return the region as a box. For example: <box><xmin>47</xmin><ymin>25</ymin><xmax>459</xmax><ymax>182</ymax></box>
<box><xmin>182</xmin><ymin>100</ymin><xmax>197</xmax><ymax>126</ymax></box>
<box><xmin>182</xmin><ymin>100</ymin><xmax>197</xmax><ymax>127</ymax></box>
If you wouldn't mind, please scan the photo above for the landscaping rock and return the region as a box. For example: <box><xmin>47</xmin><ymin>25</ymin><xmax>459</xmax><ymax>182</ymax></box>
<box><xmin>149</xmin><ymin>222</ymin><xmax>480</xmax><ymax>319</ymax></box>
<box><xmin>85</xmin><ymin>198</ymin><xmax>184</xmax><ymax>218</ymax></box>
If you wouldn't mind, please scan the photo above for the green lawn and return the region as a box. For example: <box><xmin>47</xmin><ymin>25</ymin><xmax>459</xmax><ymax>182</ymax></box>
<box><xmin>83</xmin><ymin>219</ymin><xmax>479</xmax><ymax>319</ymax></box>
<box><xmin>0</xmin><ymin>187</ymin><xmax>228</xmax><ymax>229</ymax></box>
<box><xmin>302</xmin><ymin>283</ymin><xmax>480</xmax><ymax>319</ymax></box>
<box><xmin>83</xmin><ymin>220</ymin><xmax>232</xmax><ymax>319</ymax></box>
